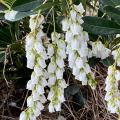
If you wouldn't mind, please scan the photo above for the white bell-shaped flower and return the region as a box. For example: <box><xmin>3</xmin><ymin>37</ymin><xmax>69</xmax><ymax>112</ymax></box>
<box><xmin>56</xmin><ymin>68</ymin><xmax>64</xmax><ymax>79</ymax></box>
<box><xmin>47</xmin><ymin>44</ymin><xmax>54</xmax><ymax>58</ymax></box>
<box><xmin>48</xmin><ymin>74</ymin><xmax>56</xmax><ymax>86</ymax></box>
<box><xmin>62</xmin><ymin>18</ymin><xmax>70</xmax><ymax>31</ymax></box>
<box><xmin>70</xmin><ymin>9</ymin><xmax>77</xmax><ymax>21</ymax></box>
<box><xmin>49</xmin><ymin>103</ymin><xmax>55</xmax><ymax>113</ymax></box>
<box><xmin>27</xmin><ymin>96</ymin><xmax>34</xmax><ymax>107</ymax></box>
<box><xmin>48</xmin><ymin>62</ymin><xmax>57</xmax><ymax>73</ymax></box>
<box><xmin>19</xmin><ymin>111</ymin><xmax>27</xmax><ymax>120</ymax></box>
<box><xmin>115</xmin><ymin>70</ymin><xmax>120</xmax><ymax>81</ymax></box>
<box><xmin>70</xmin><ymin>22</ymin><xmax>83</xmax><ymax>35</ymax></box>
<box><xmin>74</xmin><ymin>3</ymin><xmax>85</xmax><ymax>14</ymax></box>
<box><xmin>27</xmin><ymin>80</ymin><xmax>35</xmax><ymax>90</ymax></box>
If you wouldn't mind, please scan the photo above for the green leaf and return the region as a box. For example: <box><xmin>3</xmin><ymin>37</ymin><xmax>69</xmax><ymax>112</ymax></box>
<box><xmin>73</xmin><ymin>92</ymin><xmax>85</xmax><ymax>107</ymax></box>
<box><xmin>13</xmin><ymin>0</ymin><xmax>36</xmax><ymax>7</ymax></box>
<box><xmin>12</xmin><ymin>11</ymin><xmax>33</xmax><ymax>21</ymax></box>
<box><xmin>88</xmin><ymin>57</ymin><xmax>101</xmax><ymax>67</ymax></box>
<box><xmin>100</xmin><ymin>0</ymin><xmax>120</xmax><ymax>10</ymax></box>
<box><xmin>64</xmin><ymin>84</ymin><xmax>85</xmax><ymax>107</ymax></box>
<box><xmin>6</xmin><ymin>0</ymin><xmax>56</xmax><ymax>21</ymax></box>
<box><xmin>82</xmin><ymin>16</ymin><xmax>120</xmax><ymax>35</ymax></box>
<box><xmin>64</xmin><ymin>84</ymin><xmax>80</xmax><ymax>99</ymax></box>
<box><xmin>102</xmin><ymin>57</ymin><xmax>114</xmax><ymax>66</ymax></box>
<box><xmin>104</xmin><ymin>6</ymin><xmax>120</xmax><ymax>24</ymax></box>
<box><xmin>33</xmin><ymin>1</ymin><xmax>59</xmax><ymax>12</ymax></box>
<box><xmin>13</xmin><ymin>0</ymin><xmax>44</xmax><ymax>12</ymax></box>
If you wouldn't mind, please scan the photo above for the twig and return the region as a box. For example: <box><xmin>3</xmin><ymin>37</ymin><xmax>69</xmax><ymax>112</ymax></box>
<box><xmin>21</xmin><ymin>90</ymin><xmax>29</xmax><ymax>110</ymax></box>
<box><xmin>3</xmin><ymin>48</ymin><xmax>9</xmax><ymax>87</ymax></box>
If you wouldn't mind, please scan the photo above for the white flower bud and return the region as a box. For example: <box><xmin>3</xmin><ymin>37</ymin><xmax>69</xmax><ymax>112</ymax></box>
<box><xmin>39</xmin><ymin>95</ymin><xmax>47</xmax><ymax>103</ymax></box>
<box><xmin>75</xmin><ymin>57</ymin><xmax>84</xmax><ymax>69</ymax></box>
<box><xmin>27</xmin><ymin>96</ymin><xmax>34</xmax><ymax>107</ymax></box>
<box><xmin>5</xmin><ymin>10</ymin><xmax>18</xmax><ymax>21</ymax></box>
<box><xmin>48</xmin><ymin>91</ymin><xmax>54</xmax><ymax>100</ymax></box>
<box><xmin>48</xmin><ymin>74</ymin><xmax>56</xmax><ymax>86</ymax></box>
<box><xmin>37</xmin><ymin>58</ymin><xmax>46</xmax><ymax>68</ymax></box>
<box><xmin>49</xmin><ymin>103</ymin><xmax>55</xmax><ymax>113</ymax></box>
<box><xmin>19</xmin><ymin>111</ymin><xmax>27</xmax><ymax>120</ymax></box>
<box><xmin>31</xmin><ymin>73</ymin><xmax>39</xmax><ymax>84</ymax></box>
<box><xmin>115</xmin><ymin>70</ymin><xmax>120</xmax><ymax>81</ymax></box>
<box><xmin>65</xmin><ymin>31</ymin><xmax>73</xmax><ymax>43</ymax></box>
<box><xmin>34</xmin><ymin>66</ymin><xmax>43</xmax><ymax>77</ymax></box>
<box><xmin>54</xmin><ymin>104</ymin><xmax>61</xmax><ymax>111</ymax></box>
<box><xmin>47</xmin><ymin>44</ymin><xmax>54</xmax><ymax>58</ymax></box>
<box><xmin>70</xmin><ymin>23</ymin><xmax>83</xmax><ymax>35</ymax></box>
<box><xmin>70</xmin><ymin>10</ymin><xmax>77</xmax><ymax>21</ymax></box>
<box><xmin>73</xmin><ymin>66</ymin><xmax>79</xmax><ymax>76</ymax></box>
<box><xmin>48</xmin><ymin>62</ymin><xmax>57</xmax><ymax>73</ymax></box>
<box><xmin>56</xmin><ymin>68</ymin><xmax>64</xmax><ymax>79</ymax></box>
<box><xmin>34</xmin><ymin>42</ymin><xmax>45</xmax><ymax>53</ymax></box>
<box><xmin>74</xmin><ymin>3</ymin><xmax>85</xmax><ymax>14</ymax></box>
<box><xmin>32</xmin><ymin>91</ymin><xmax>40</xmax><ymax>101</ymax></box>
<box><xmin>56</xmin><ymin>57</ymin><xmax>64</xmax><ymax>68</ymax></box>
<box><xmin>71</xmin><ymin>38</ymin><xmax>80</xmax><ymax>50</ymax></box>
<box><xmin>62</xmin><ymin>18</ymin><xmax>70</xmax><ymax>31</ymax></box>
<box><xmin>27</xmin><ymin>80</ymin><xmax>35</xmax><ymax>90</ymax></box>
<box><xmin>36</xmin><ymin>85</ymin><xmax>44</xmax><ymax>95</ymax></box>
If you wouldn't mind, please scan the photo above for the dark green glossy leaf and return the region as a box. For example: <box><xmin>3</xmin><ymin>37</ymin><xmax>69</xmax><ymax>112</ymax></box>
<box><xmin>102</xmin><ymin>57</ymin><xmax>114</xmax><ymax>66</ymax></box>
<box><xmin>64</xmin><ymin>84</ymin><xmax>80</xmax><ymax>99</ymax></box>
<box><xmin>13</xmin><ymin>0</ymin><xmax>44</xmax><ymax>12</ymax></box>
<box><xmin>88</xmin><ymin>57</ymin><xmax>100</xmax><ymax>67</ymax></box>
<box><xmin>73</xmin><ymin>92</ymin><xmax>85</xmax><ymax>107</ymax></box>
<box><xmin>64</xmin><ymin>84</ymin><xmax>85</xmax><ymax>107</ymax></box>
<box><xmin>100</xmin><ymin>0</ymin><xmax>120</xmax><ymax>11</ymax></box>
<box><xmin>33</xmin><ymin>1</ymin><xmax>59</xmax><ymax>12</ymax></box>
<box><xmin>82</xmin><ymin>16</ymin><xmax>120</xmax><ymax>35</ymax></box>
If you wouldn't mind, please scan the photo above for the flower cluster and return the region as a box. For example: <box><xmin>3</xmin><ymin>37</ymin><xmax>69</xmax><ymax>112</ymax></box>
<box><xmin>20</xmin><ymin>14</ymin><xmax>48</xmax><ymax>120</ymax></box>
<box><xmin>105</xmin><ymin>65</ymin><xmax>120</xmax><ymax>114</ymax></box>
<box><xmin>90</xmin><ymin>40</ymin><xmax>111</xmax><ymax>59</ymax></box>
<box><xmin>105</xmin><ymin>40</ymin><xmax>120</xmax><ymax>119</ymax></box>
<box><xmin>62</xmin><ymin>3</ymin><xmax>95</xmax><ymax>87</ymax></box>
<box><xmin>47</xmin><ymin>32</ymin><xmax>68</xmax><ymax>112</ymax></box>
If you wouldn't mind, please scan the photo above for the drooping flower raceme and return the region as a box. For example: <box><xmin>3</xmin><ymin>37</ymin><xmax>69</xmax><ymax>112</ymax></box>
<box><xmin>62</xmin><ymin>3</ymin><xmax>96</xmax><ymax>88</ymax></box>
<box><xmin>47</xmin><ymin>32</ymin><xmax>68</xmax><ymax>112</ymax></box>
<box><xmin>105</xmin><ymin>65</ymin><xmax>120</xmax><ymax>115</ymax></box>
<box><xmin>105</xmin><ymin>42</ymin><xmax>120</xmax><ymax>119</ymax></box>
<box><xmin>20</xmin><ymin>14</ymin><xmax>48</xmax><ymax>120</ymax></box>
